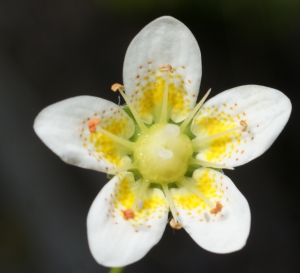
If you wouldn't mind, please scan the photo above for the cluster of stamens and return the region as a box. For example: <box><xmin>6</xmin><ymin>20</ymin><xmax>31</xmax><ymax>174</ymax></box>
<box><xmin>88</xmin><ymin>65</ymin><xmax>247</xmax><ymax>227</ymax></box>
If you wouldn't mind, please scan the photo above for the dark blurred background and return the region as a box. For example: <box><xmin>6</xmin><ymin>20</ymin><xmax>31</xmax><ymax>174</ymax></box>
<box><xmin>0</xmin><ymin>0</ymin><xmax>299</xmax><ymax>272</ymax></box>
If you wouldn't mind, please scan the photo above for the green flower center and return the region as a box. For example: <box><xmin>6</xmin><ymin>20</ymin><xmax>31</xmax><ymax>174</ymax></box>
<box><xmin>134</xmin><ymin>123</ymin><xmax>193</xmax><ymax>184</ymax></box>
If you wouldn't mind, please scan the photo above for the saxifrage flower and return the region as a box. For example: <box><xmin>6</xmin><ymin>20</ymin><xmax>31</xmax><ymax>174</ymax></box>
<box><xmin>33</xmin><ymin>16</ymin><xmax>291</xmax><ymax>267</ymax></box>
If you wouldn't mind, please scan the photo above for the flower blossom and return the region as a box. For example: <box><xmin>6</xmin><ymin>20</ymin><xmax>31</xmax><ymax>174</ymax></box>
<box><xmin>34</xmin><ymin>16</ymin><xmax>291</xmax><ymax>267</ymax></box>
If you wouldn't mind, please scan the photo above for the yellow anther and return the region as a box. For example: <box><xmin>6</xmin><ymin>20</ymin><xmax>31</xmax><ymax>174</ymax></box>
<box><xmin>111</xmin><ymin>83</ymin><xmax>125</xmax><ymax>92</ymax></box>
<box><xmin>169</xmin><ymin>218</ymin><xmax>182</xmax><ymax>230</ymax></box>
<box><xmin>159</xmin><ymin>64</ymin><xmax>174</xmax><ymax>73</ymax></box>
<box><xmin>239</xmin><ymin>120</ymin><xmax>247</xmax><ymax>132</ymax></box>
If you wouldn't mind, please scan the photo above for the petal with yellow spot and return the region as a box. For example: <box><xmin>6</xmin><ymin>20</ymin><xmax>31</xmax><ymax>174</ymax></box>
<box><xmin>123</xmin><ymin>16</ymin><xmax>202</xmax><ymax>124</ymax></box>
<box><xmin>87</xmin><ymin>172</ymin><xmax>168</xmax><ymax>267</ymax></box>
<box><xmin>34</xmin><ymin>96</ymin><xmax>135</xmax><ymax>173</ymax></box>
<box><xmin>170</xmin><ymin>168</ymin><xmax>250</xmax><ymax>253</ymax></box>
<box><xmin>191</xmin><ymin>85</ymin><xmax>291</xmax><ymax>167</ymax></box>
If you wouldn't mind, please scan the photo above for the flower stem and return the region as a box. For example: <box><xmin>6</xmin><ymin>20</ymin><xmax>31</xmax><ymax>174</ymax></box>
<box><xmin>108</xmin><ymin>267</ymin><xmax>124</xmax><ymax>273</ymax></box>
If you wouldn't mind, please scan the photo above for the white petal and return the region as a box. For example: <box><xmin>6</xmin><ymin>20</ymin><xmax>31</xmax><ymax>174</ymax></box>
<box><xmin>87</xmin><ymin>173</ymin><xmax>168</xmax><ymax>267</ymax></box>
<box><xmin>123</xmin><ymin>16</ymin><xmax>202</xmax><ymax>123</ymax></box>
<box><xmin>34</xmin><ymin>96</ymin><xmax>135</xmax><ymax>173</ymax></box>
<box><xmin>192</xmin><ymin>85</ymin><xmax>291</xmax><ymax>167</ymax></box>
<box><xmin>171</xmin><ymin>168</ymin><xmax>250</xmax><ymax>253</ymax></box>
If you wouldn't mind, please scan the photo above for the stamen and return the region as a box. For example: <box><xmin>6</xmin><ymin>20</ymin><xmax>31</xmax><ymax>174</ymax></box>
<box><xmin>178</xmin><ymin>177</ymin><xmax>215</xmax><ymax>208</ymax></box>
<box><xmin>192</xmin><ymin>120</ymin><xmax>247</xmax><ymax>151</ymax></box>
<box><xmin>162</xmin><ymin>183</ymin><xmax>179</xmax><ymax>222</ymax></box>
<box><xmin>137</xmin><ymin>199</ymin><xmax>144</xmax><ymax>212</ymax></box>
<box><xmin>107</xmin><ymin>162</ymin><xmax>138</xmax><ymax>174</ymax></box>
<box><xmin>97</xmin><ymin>127</ymin><xmax>135</xmax><ymax>151</ymax></box>
<box><xmin>159</xmin><ymin>64</ymin><xmax>174</xmax><ymax>73</ymax></box>
<box><xmin>189</xmin><ymin>158</ymin><xmax>234</xmax><ymax>170</ymax></box>
<box><xmin>159</xmin><ymin>64</ymin><xmax>172</xmax><ymax>123</ymax></box>
<box><xmin>169</xmin><ymin>218</ymin><xmax>182</xmax><ymax>229</ymax></box>
<box><xmin>111</xmin><ymin>83</ymin><xmax>125</xmax><ymax>92</ymax></box>
<box><xmin>180</xmin><ymin>88</ymin><xmax>211</xmax><ymax>132</ymax></box>
<box><xmin>239</xmin><ymin>120</ymin><xmax>247</xmax><ymax>131</ymax></box>
<box><xmin>111</xmin><ymin>83</ymin><xmax>148</xmax><ymax>133</ymax></box>
<box><xmin>210</xmin><ymin>202</ymin><xmax>223</xmax><ymax>215</ymax></box>
<box><xmin>88</xmin><ymin>118</ymin><xmax>101</xmax><ymax>133</ymax></box>
<box><xmin>131</xmin><ymin>179</ymin><xmax>149</xmax><ymax>211</ymax></box>
<box><xmin>122</xmin><ymin>208</ymin><xmax>135</xmax><ymax>220</ymax></box>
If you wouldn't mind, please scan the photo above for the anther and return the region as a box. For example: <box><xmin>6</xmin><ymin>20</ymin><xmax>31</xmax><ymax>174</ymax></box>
<box><xmin>122</xmin><ymin>208</ymin><xmax>135</xmax><ymax>220</ymax></box>
<box><xmin>210</xmin><ymin>202</ymin><xmax>223</xmax><ymax>215</ymax></box>
<box><xmin>111</xmin><ymin>83</ymin><xmax>125</xmax><ymax>92</ymax></box>
<box><xmin>239</xmin><ymin>120</ymin><xmax>247</xmax><ymax>131</ymax></box>
<box><xmin>137</xmin><ymin>200</ymin><xmax>144</xmax><ymax>212</ymax></box>
<box><xmin>88</xmin><ymin>118</ymin><xmax>101</xmax><ymax>133</ymax></box>
<box><xmin>169</xmin><ymin>218</ymin><xmax>182</xmax><ymax>229</ymax></box>
<box><xmin>159</xmin><ymin>64</ymin><xmax>174</xmax><ymax>73</ymax></box>
<box><xmin>111</xmin><ymin>82</ymin><xmax>148</xmax><ymax>133</ymax></box>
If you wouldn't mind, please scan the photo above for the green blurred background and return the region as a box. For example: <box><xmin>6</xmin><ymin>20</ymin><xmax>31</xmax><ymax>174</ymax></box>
<box><xmin>0</xmin><ymin>0</ymin><xmax>299</xmax><ymax>272</ymax></box>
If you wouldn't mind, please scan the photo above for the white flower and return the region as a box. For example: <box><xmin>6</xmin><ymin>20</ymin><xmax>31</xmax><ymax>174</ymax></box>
<box><xmin>33</xmin><ymin>16</ymin><xmax>291</xmax><ymax>267</ymax></box>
